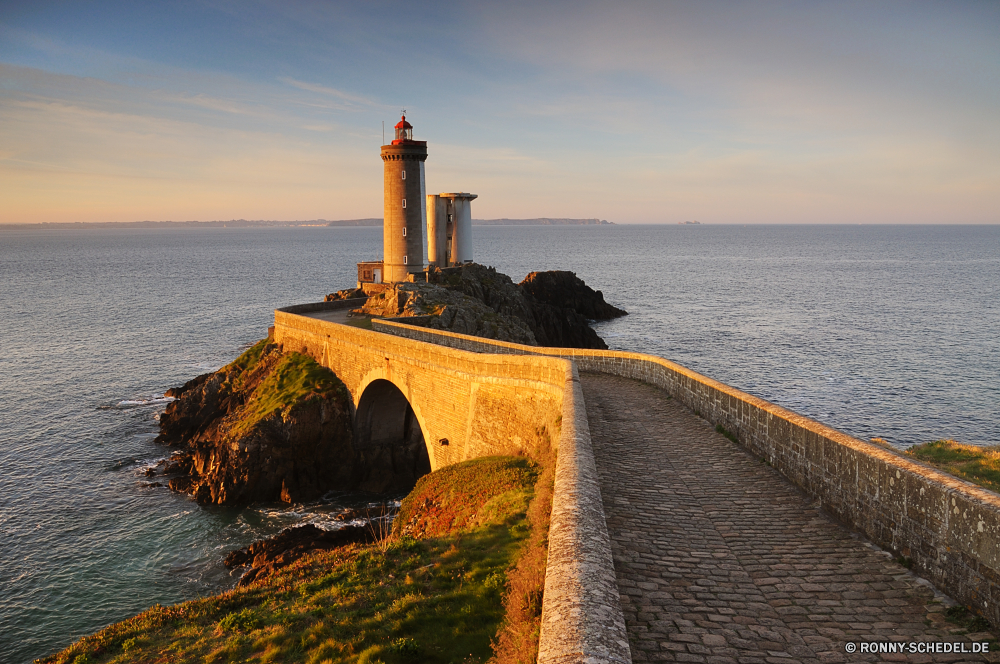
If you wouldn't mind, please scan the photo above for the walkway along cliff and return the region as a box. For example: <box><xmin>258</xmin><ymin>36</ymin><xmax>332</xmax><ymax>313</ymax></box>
<box><xmin>272</xmin><ymin>302</ymin><xmax>1000</xmax><ymax>663</ymax></box>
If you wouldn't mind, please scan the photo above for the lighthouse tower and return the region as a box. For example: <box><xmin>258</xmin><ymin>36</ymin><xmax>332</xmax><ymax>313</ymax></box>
<box><xmin>380</xmin><ymin>115</ymin><xmax>427</xmax><ymax>283</ymax></box>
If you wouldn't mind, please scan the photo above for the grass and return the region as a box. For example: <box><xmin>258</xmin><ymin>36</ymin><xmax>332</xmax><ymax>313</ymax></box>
<box><xmin>945</xmin><ymin>605</ymin><xmax>994</xmax><ymax>635</ymax></box>
<box><xmin>248</xmin><ymin>353</ymin><xmax>349</xmax><ymax>422</ymax></box>
<box><xmin>715</xmin><ymin>424</ymin><xmax>738</xmax><ymax>444</ymax></box>
<box><xmin>346</xmin><ymin>318</ymin><xmax>374</xmax><ymax>330</ymax></box>
<box><xmin>226</xmin><ymin>339</ymin><xmax>273</xmax><ymax>375</ymax></box>
<box><xmin>221</xmin><ymin>349</ymin><xmax>350</xmax><ymax>436</ymax></box>
<box><xmin>393</xmin><ymin>456</ymin><xmax>538</xmax><ymax>539</ymax></box>
<box><xmin>906</xmin><ymin>439</ymin><xmax>1000</xmax><ymax>494</ymax></box>
<box><xmin>39</xmin><ymin>455</ymin><xmax>552</xmax><ymax>664</ymax></box>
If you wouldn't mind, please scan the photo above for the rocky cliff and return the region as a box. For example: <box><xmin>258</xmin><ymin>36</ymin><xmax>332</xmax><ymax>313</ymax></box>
<box><xmin>520</xmin><ymin>270</ymin><xmax>627</xmax><ymax>320</ymax></box>
<box><xmin>350</xmin><ymin>264</ymin><xmax>627</xmax><ymax>349</ymax></box>
<box><xmin>156</xmin><ymin>341</ymin><xmax>358</xmax><ymax>506</ymax></box>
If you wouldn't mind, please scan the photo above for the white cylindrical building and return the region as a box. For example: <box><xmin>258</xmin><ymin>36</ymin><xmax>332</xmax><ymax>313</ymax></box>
<box><xmin>426</xmin><ymin>194</ymin><xmax>448</xmax><ymax>268</ymax></box>
<box><xmin>440</xmin><ymin>193</ymin><xmax>477</xmax><ymax>265</ymax></box>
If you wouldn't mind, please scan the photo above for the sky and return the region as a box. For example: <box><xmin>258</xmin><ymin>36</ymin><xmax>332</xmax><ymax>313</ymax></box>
<box><xmin>1</xmin><ymin>0</ymin><xmax>998</xmax><ymax>224</ymax></box>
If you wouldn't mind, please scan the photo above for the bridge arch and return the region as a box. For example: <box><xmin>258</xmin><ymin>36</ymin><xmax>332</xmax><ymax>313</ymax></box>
<box><xmin>352</xmin><ymin>376</ymin><xmax>432</xmax><ymax>493</ymax></box>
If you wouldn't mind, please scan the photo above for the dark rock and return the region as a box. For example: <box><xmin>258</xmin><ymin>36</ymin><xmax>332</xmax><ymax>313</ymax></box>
<box><xmin>162</xmin><ymin>454</ymin><xmax>192</xmax><ymax>477</ymax></box>
<box><xmin>156</xmin><ymin>343</ymin><xmax>358</xmax><ymax>506</ymax></box>
<box><xmin>325</xmin><ymin>287</ymin><xmax>366</xmax><ymax>301</ymax></box>
<box><xmin>526</xmin><ymin>300</ymin><xmax>610</xmax><ymax>349</ymax></box>
<box><xmin>500</xmin><ymin>269</ymin><xmax>630</xmax><ymax>349</ymax></box>
<box><xmin>445</xmin><ymin>263</ymin><xmax>626</xmax><ymax>349</ymax></box>
<box><xmin>157</xmin><ymin>372</ymin><xmax>223</xmax><ymax>445</ymax></box>
<box><xmin>225</xmin><ymin>523</ymin><xmax>373</xmax><ymax>586</ymax></box>
<box><xmin>167</xmin><ymin>475</ymin><xmax>193</xmax><ymax>493</ymax></box>
<box><xmin>448</xmin><ymin>264</ymin><xmax>538</xmax><ymax>325</ymax></box>
<box><xmin>519</xmin><ymin>270</ymin><xmax>627</xmax><ymax>321</ymax></box>
<box><xmin>433</xmin><ymin>263</ymin><xmax>626</xmax><ymax>349</ymax></box>
<box><xmin>353</xmin><ymin>263</ymin><xmax>625</xmax><ymax>349</ymax></box>
<box><xmin>358</xmin><ymin>278</ymin><xmax>538</xmax><ymax>345</ymax></box>
<box><xmin>334</xmin><ymin>505</ymin><xmax>399</xmax><ymax>522</ymax></box>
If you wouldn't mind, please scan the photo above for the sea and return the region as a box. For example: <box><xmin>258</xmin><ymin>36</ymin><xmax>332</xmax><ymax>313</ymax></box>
<box><xmin>1</xmin><ymin>224</ymin><xmax>997</xmax><ymax>663</ymax></box>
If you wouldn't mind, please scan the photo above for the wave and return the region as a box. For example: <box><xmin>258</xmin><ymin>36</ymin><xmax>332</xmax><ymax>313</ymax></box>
<box><xmin>97</xmin><ymin>395</ymin><xmax>175</xmax><ymax>411</ymax></box>
<box><xmin>248</xmin><ymin>498</ymin><xmax>403</xmax><ymax>533</ymax></box>
<box><xmin>187</xmin><ymin>362</ymin><xmax>222</xmax><ymax>372</ymax></box>
<box><xmin>118</xmin><ymin>397</ymin><xmax>175</xmax><ymax>407</ymax></box>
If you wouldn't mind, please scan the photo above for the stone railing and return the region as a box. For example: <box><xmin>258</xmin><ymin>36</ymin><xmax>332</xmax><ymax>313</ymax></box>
<box><xmin>277</xmin><ymin>297</ymin><xmax>368</xmax><ymax>315</ymax></box>
<box><xmin>372</xmin><ymin>319</ymin><xmax>1000</xmax><ymax>629</ymax></box>
<box><xmin>538</xmin><ymin>363</ymin><xmax>631</xmax><ymax>664</ymax></box>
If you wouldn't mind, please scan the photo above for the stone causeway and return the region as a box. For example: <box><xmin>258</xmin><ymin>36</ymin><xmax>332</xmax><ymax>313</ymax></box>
<box><xmin>275</xmin><ymin>307</ymin><xmax>1000</xmax><ymax>664</ymax></box>
<box><xmin>582</xmin><ymin>372</ymin><xmax>997</xmax><ymax>663</ymax></box>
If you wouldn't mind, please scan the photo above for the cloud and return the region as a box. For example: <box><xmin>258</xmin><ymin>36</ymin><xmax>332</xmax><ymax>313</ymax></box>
<box><xmin>280</xmin><ymin>77</ymin><xmax>383</xmax><ymax>110</ymax></box>
<box><xmin>2</xmin><ymin>2</ymin><xmax>998</xmax><ymax>223</ymax></box>
<box><xmin>0</xmin><ymin>66</ymin><xmax>383</xmax><ymax>223</ymax></box>
<box><xmin>471</xmin><ymin>2</ymin><xmax>1000</xmax><ymax>138</ymax></box>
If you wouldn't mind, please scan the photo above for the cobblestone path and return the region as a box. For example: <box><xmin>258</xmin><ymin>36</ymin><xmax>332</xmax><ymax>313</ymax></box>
<box><xmin>581</xmin><ymin>373</ymin><xmax>996</xmax><ymax>663</ymax></box>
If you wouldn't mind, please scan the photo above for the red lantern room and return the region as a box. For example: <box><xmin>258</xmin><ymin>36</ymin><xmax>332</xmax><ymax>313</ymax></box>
<box><xmin>392</xmin><ymin>115</ymin><xmax>413</xmax><ymax>144</ymax></box>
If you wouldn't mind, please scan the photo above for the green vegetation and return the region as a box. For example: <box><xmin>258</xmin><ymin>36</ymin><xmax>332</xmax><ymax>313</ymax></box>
<box><xmin>394</xmin><ymin>456</ymin><xmax>538</xmax><ymax>538</ymax></box>
<box><xmin>248</xmin><ymin>352</ymin><xmax>349</xmax><ymax>424</ymax></box>
<box><xmin>945</xmin><ymin>605</ymin><xmax>994</xmax><ymax>635</ymax></box>
<box><xmin>40</xmin><ymin>455</ymin><xmax>553</xmax><ymax>664</ymax></box>
<box><xmin>906</xmin><ymin>439</ymin><xmax>1000</xmax><ymax>494</ymax></box>
<box><xmin>346</xmin><ymin>318</ymin><xmax>374</xmax><ymax>330</ymax></box>
<box><xmin>220</xmin><ymin>344</ymin><xmax>351</xmax><ymax>436</ymax></box>
<box><xmin>714</xmin><ymin>424</ymin><xmax>738</xmax><ymax>444</ymax></box>
<box><xmin>227</xmin><ymin>339</ymin><xmax>273</xmax><ymax>374</ymax></box>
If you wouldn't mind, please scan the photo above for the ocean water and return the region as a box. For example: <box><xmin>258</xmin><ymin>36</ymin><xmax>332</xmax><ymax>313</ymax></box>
<box><xmin>1</xmin><ymin>224</ymin><xmax>997</xmax><ymax>663</ymax></box>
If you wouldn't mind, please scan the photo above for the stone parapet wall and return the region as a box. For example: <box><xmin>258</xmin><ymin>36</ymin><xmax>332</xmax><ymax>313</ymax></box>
<box><xmin>373</xmin><ymin>319</ymin><xmax>1000</xmax><ymax>628</ymax></box>
<box><xmin>538</xmin><ymin>363</ymin><xmax>632</xmax><ymax>664</ymax></box>
<box><xmin>373</xmin><ymin>318</ymin><xmax>541</xmax><ymax>355</ymax></box>
<box><xmin>278</xmin><ymin>298</ymin><xmax>369</xmax><ymax>315</ymax></box>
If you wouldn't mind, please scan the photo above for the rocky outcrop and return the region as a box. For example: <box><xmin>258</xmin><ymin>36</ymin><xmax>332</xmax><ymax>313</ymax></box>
<box><xmin>519</xmin><ymin>270</ymin><xmax>627</xmax><ymax>321</ymax></box>
<box><xmin>358</xmin><ymin>280</ymin><xmax>538</xmax><ymax>345</ymax></box>
<box><xmin>355</xmin><ymin>263</ymin><xmax>627</xmax><ymax>349</ymax></box>
<box><xmin>224</xmin><ymin>523</ymin><xmax>373</xmax><ymax>586</ymax></box>
<box><xmin>325</xmin><ymin>287</ymin><xmax>366</xmax><ymax>301</ymax></box>
<box><xmin>157</xmin><ymin>341</ymin><xmax>357</xmax><ymax>505</ymax></box>
<box><xmin>516</xmin><ymin>269</ymin><xmax>627</xmax><ymax>349</ymax></box>
<box><xmin>158</xmin><ymin>340</ymin><xmax>432</xmax><ymax>506</ymax></box>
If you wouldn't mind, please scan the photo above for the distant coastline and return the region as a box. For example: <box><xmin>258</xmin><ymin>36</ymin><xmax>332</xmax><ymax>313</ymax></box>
<box><xmin>1</xmin><ymin>217</ymin><xmax>612</xmax><ymax>230</ymax></box>
<box><xmin>474</xmin><ymin>218</ymin><xmax>611</xmax><ymax>225</ymax></box>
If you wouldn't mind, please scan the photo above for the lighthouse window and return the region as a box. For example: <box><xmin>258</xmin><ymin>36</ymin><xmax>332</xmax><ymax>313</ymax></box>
<box><xmin>403</xmin><ymin>255</ymin><xmax>408</xmax><ymax>265</ymax></box>
<box><xmin>402</xmin><ymin>199</ymin><xmax>406</xmax><ymax>208</ymax></box>
<box><xmin>401</xmin><ymin>170</ymin><xmax>406</xmax><ymax>180</ymax></box>
<box><xmin>402</xmin><ymin>227</ymin><xmax>406</xmax><ymax>237</ymax></box>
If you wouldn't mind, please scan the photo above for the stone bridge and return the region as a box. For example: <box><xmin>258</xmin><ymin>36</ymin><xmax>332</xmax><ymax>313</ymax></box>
<box><xmin>274</xmin><ymin>301</ymin><xmax>568</xmax><ymax>472</ymax></box>
<box><xmin>274</xmin><ymin>300</ymin><xmax>1000</xmax><ymax>664</ymax></box>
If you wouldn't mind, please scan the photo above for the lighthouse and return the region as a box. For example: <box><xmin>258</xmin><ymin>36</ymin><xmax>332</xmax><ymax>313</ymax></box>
<box><xmin>380</xmin><ymin>115</ymin><xmax>427</xmax><ymax>283</ymax></box>
<box><xmin>356</xmin><ymin>115</ymin><xmax>477</xmax><ymax>289</ymax></box>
